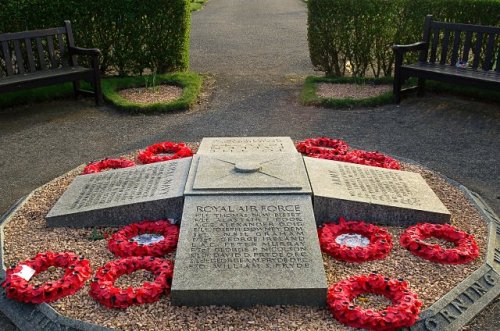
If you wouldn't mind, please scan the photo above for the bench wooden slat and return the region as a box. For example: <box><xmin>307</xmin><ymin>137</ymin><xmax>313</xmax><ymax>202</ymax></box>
<box><xmin>403</xmin><ymin>63</ymin><xmax>500</xmax><ymax>83</ymax></box>
<box><xmin>450</xmin><ymin>31</ymin><xmax>461</xmax><ymax>66</ymax></box>
<box><xmin>440</xmin><ymin>29</ymin><xmax>451</xmax><ymax>65</ymax></box>
<box><xmin>47</xmin><ymin>35</ymin><xmax>58</xmax><ymax>69</ymax></box>
<box><xmin>13</xmin><ymin>40</ymin><xmax>25</xmax><ymax>74</ymax></box>
<box><xmin>472</xmin><ymin>32</ymin><xmax>483</xmax><ymax>69</ymax></box>
<box><xmin>0</xmin><ymin>27</ymin><xmax>66</xmax><ymax>42</ymax></box>
<box><xmin>35</xmin><ymin>38</ymin><xmax>47</xmax><ymax>70</ymax></box>
<box><xmin>24</xmin><ymin>38</ymin><xmax>37</xmax><ymax>72</ymax></box>
<box><xmin>432</xmin><ymin>21</ymin><xmax>500</xmax><ymax>35</ymax></box>
<box><xmin>484</xmin><ymin>33</ymin><xmax>496</xmax><ymax>71</ymax></box>
<box><xmin>462</xmin><ymin>31</ymin><xmax>473</xmax><ymax>64</ymax></box>
<box><xmin>57</xmin><ymin>33</ymin><xmax>67</xmax><ymax>67</ymax></box>
<box><xmin>1</xmin><ymin>41</ymin><xmax>14</xmax><ymax>76</ymax></box>
<box><xmin>430</xmin><ymin>28</ymin><xmax>440</xmax><ymax>63</ymax></box>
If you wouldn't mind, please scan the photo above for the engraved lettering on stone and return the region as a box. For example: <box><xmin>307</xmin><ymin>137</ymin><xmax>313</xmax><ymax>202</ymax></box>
<box><xmin>188</xmin><ymin>204</ymin><xmax>311</xmax><ymax>270</ymax></box>
<box><xmin>70</xmin><ymin>163</ymin><xmax>177</xmax><ymax>209</ymax></box>
<box><xmin>210</xmin><ymin>138</ymin><xmax>287</xmax><ymax>153</ymax></box>
<box><xmin>335</xmin><ymin>164</ymin><xmax>420</xmax><ymax>205</ymax></box>
<box><xmin>494</xmin><ymin>248</ymin><xmax>500</xmax><ymax>264</ymax></box>
<box><xmin>424</xmin><ymin>316</ymin><xmax>440</xmax><ymax>331</ymax></box>
<box><xmin>440</xmin><ymin>308</ymin><xmax>458</xmax><ymax>323</ymax></box>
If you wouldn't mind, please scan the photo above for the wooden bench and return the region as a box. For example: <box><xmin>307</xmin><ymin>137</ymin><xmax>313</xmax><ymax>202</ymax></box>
<box><xmin>0</xmin><ymin>21</ymin><xmax>103</xmax><ymax>105</ymax></box>
<box><xmin>393</xmin><ymin>15</ymin><xmax>500</xmax><ymax>103</ymax></box>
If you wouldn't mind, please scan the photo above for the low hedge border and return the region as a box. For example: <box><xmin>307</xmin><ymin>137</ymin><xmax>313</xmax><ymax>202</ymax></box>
<box><xmin>300</xmin><ymin>76</ymin><xmax>393</xmax><ymax>108</ymax></box>
<box><xmin>102</xmin><ymin>72</ymin><xmax>203</xmax><ymax>113</ymax></box>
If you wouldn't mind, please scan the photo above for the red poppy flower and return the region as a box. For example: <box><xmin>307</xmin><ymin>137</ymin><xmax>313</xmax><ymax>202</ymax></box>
<box><xmin>1</xmin><ymin>251</ymin><xmax>91</xmax><ymax>304</ymax></box>
<box><xmin>137</xmin><ymin>141</ymin><xmax>193</xmax><ymax>164</ymax></box>
<box><xmin>400</xmin><ymin>223</ymin><xmax>479</xmax><ymax>264</ymax></box>
<box><xmin>318</xmin><ymin>218</ymin><xmax>393</xmax><ymax>263</ymax></box>
<box><xmin>327</xmin><ymin>273</ymin><xmax>422</xmax><ymax>330</ymax></box>
<box><xmin>296</xmin><ymin>137</ymin><xmax>349</xmax><ymax>156</ymax></box>
<box><xmin>82</xmin><ymin>158</ymin><xmax>136</xmax><ymax>175</ymax></box>
<box><xmin>89</xmin><ymin>257</ymin><xmax>173</xmax><ymax>309</ymax></box>
<box><xmin>108</xmin><ymin>220</ymin><xmax>179</xmax><ymax>257</ymax></box>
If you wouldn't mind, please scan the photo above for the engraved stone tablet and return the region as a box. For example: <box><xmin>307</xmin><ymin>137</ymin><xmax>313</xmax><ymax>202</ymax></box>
<box><xmin>197</xmin><ymin>137</ymin><xmax>297</xmax><ymax>154</ymax></box>
<box><xmin>184</xmin><ymin>154</ymin><xmax>311</xmax><ymax>195</ymax></box>
<box><xmin>46</xmin><ymin>158</ymin><xmax>192</xmax><ymax>227</ymax></box>
<box><xmin>304</xmin><ymin>157</ymin><xmax>451</xmax><ymax>226</ymax></box>
<box><xmin>171</xmin><ymin>195</ymin><xmax>327</xmax><ymax>307</ymax></box>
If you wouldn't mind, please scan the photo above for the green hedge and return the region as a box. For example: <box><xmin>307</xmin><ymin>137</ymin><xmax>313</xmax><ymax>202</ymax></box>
<box><xmin>308</xmin><ymin>0</ymin><xmax>500</xmax><ymax>77</ymax></box>
<box><xmin>0</xmin><ymin>0</ymin><xmax>191</xmax><ymax>75</ymax></box>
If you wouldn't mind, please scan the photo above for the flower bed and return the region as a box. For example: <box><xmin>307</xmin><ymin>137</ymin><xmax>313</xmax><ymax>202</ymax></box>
<box><xmin>0</xmin><ymin>145</ymin><xmax>488</xmax><ymax>330</ymax></box>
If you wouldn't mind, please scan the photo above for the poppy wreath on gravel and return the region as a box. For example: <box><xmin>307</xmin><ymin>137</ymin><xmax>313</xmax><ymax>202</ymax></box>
<box><xmin>318</xmin><ymin>218</ymin><xmax>393</xmax><ymax>263</ymax></box>
<box><xmin>327</xmin><ymin>273</ymin><xmax>422</xmax><ymax>331</ymax></box>
<box><xmin>1</xmin><ymin>252</ymin><xmax>92</xmax><ymax>304</ymax></box>
<box><xmin>82</xmin><ymin>158</ymin><xmax>136</xmax><ymax>175</ymax></box>
<box><xmin>400</xmin><ymin>223</ymin><xmax>479</xmax><ymax>264</ymax></box>
<box><xmin>310</xmin><ymin>149</ymin><xmax>401</xmax><ymax>170</ymax></box>
<box><xmin>137</xmin><ymin>141</ymin><xmax>193</xmax><ymax>164</ymax></box>
<box><xmin>296</xmin><ymin>137</ymin><xmax>349</xmax><ymax>156</ymax></box>
<box><xmin>89</xmin><ymin>257</ymin><xmax>174</xmax><ymax>309</ymax></box>
<box><xmin>108</xmin><ymin>220</ymin><xmax>180</xmax><ymax>257</ymax></box>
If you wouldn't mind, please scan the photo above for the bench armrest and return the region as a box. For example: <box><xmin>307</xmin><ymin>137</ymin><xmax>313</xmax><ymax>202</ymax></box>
<box><xmin>392</xmin><ymin>42</ymin><xmax>428</xmax><ymax>55</ymax></box>
<box><xmin>69</xmin><ymin>46</ymin><xmax>101</xmax><ymax>57</ymax></box>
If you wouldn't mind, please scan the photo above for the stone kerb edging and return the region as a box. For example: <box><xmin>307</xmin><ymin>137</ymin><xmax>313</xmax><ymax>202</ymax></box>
<box><xmin>0</xmin><ymin>161</ymin><xmax>499</xmax><ymax>331</ymax></box>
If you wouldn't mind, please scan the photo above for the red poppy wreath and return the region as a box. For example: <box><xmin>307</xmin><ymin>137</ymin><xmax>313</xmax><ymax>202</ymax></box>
<box><xmin>1</xmin><ymin>251</ymin><xmax>92</xmax><ymax>304</ymax></box>
<box><xmin>137</xmin><ymin>141</ymin><xmax>193</xmax><ymax>164</ymax></box>
<box><xmin>108</xmin><ymin>220</ymin><xmax>180</xmax><ymax>257</ymax></box>
<box><xmin>296</xmin><ymin>137</ymin><xmax>349</xmax><ymax>156</ymax></box>
<box><xmin>82</xmin><ymin>158</ymin><xmax>136</xmax><ymax>175</ymax></box>
<box><xmin>311</xmin><ymin>149</ymin><xmax>401</xmax><ymax>170</ymax></box>
<box><xmin>89</xmin><ymin>257</ymin><xmax>174</xmax><ymax>309</ymax></box>
<box><xmin>400</xmin><ymin>223</ymin><xmax>479</xmax><ymax>264</ymax></box>
<box><xmin>328</xmin><ymin>273</ymin><xmax>422</xmax><ymax>331</ymax></box>
<box><xmin>318</xmin><ymin>218</ymin><xmax>393</xmax><ymax>263</ymax></box>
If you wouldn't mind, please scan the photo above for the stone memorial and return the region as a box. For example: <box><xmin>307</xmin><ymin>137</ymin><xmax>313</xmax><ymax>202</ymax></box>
<box><xmin>304</xmin><ymin>157</ymin><xmax>451</xmax><ymax>225</ymax></box>
<box><xmin>46</xmin><ymin>158</ymin><xmax>192</xmax><ymax>227</ymax></box>
<box><xmin>171</xmin><ymin>195</ymin><xmax>327</xmax><ymax>307</ymax></box>
<box><xmin>184</xmin><ymin>153</ymin><xmax>311</xmax><ymax>195</ymax></box>
<box><xmin>196</xmin><ymin>136</ymin><xmax>297</xmax><ymax>154</ymax></box>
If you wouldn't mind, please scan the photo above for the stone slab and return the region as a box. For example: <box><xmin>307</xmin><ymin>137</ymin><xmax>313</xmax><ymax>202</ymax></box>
<box><xmin>185</xmin><ymin>154</ymin><xmax>311</xmax><ymax>195</ymax></box>
<box><xmin>304</xmin><ymin>157</ymin><xmax>451</xmax><ymax>226</ymax></box>
<box><xmin>171</xmin><ymin>195</ymin><xmax>327</xmax><ymax>307</ymax></box>
<box><xmin>197</xmin><ymin>137</ymin><xmax>297</xmax><ymax>154</ymax></box>
<box><xmin>409</xmin><ymin>264</ymin><xmax>500</xmax><ymax>331</ymax></box>
<box><xmin>46</xmin><ymin>158</ymin><xmax>192</xmax><ymax>227</ymax></box>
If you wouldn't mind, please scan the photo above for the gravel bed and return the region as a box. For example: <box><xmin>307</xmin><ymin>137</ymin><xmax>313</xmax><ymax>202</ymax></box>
<box><xmin>316</xmin><ymin>83</ymin><xmax>391</xmax><ymax>100</ymax></box>
<box><xmin>118</xmin><ymin>85</ymin><xmax>183</xmax><ymax>104</ymax></box>
<box><xmin>2</xmin><ymin>148</ymin><xmax>488</xmax><ymax>331</ymax></box>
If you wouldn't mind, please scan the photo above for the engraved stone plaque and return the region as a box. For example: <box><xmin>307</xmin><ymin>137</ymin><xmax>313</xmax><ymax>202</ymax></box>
<box><xmin>185</xmin><ymin>154</ymin><xmax>311</xmax><ymax>195</ymax></box>
<box><xmin>197</xmin><ymin>137</ymin><xmax>297</xmax><ymax>154</ymax></box>
<box><xmin>46</xmin><ymin>158</ymin><xmax>192</xmax><ymax>227</ymax></box>
<box><xmin>304</xmin><ymin>157</ymin><xmax>451</xmax><ymax>225</ymax></box>
<box><xmin>171</xmin><ymin>195</ymin><xmax>327</xmax><ymax>307</ymax></box>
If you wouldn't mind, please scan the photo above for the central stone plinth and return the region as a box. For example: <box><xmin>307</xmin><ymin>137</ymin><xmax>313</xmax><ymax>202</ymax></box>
<box><xmin>185</xmin><ymin>153</ymin><xmax>311</xmax><ymax>195</ymax></box>
<box><xmin>171</xmin><ymin>195</ymin><xmax>327</xmax><ymax>307</ymax></box>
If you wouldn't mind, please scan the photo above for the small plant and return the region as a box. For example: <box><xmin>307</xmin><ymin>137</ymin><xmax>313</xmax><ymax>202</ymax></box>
<box><xmin>144</xmin><ymin>69</ymin><xmax>159</xmax><ymax>93</ymax></box>
<box><xmin>88</xmin><ymin>228</ymin><xmax>114</xmax><ymax>241</ymax></box>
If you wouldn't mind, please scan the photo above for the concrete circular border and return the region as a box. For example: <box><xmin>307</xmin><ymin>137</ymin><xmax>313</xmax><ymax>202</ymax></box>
<box><xmin>0</xmin><ymin>158</ymin><xmax>498</xmax><ymax>331</ymax></box>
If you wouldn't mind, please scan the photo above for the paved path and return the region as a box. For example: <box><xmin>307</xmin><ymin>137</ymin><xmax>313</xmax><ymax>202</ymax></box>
<box><xmin>0</xmin><ymin>0</ymin><xmax>498</xmax><ymax>329</ymax></box>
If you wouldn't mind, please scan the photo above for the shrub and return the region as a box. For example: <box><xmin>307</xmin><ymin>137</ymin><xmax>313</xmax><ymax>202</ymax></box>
<box><xmin>308</xmin><ymin>0</ymin><xmax>500</xmax><ymax>77</ymax></box>
<box><xmin>0</xmin><ymin>0</ymin><xmax>191</xmax><ymax>75</ymax></box>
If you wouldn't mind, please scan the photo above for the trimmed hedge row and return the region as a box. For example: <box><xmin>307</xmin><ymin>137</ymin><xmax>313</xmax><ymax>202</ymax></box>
<box><xmin>0</xmin><ymin>0</ymin><xmax>191</xmax><ymax>75</ymax></box>
<box><xmin>308</xmin><ymin>0</ymin><xmax>500</xmax><ymax>77</ymax></box>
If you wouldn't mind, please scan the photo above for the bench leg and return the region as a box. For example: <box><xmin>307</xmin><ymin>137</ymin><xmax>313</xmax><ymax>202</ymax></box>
<box><xmin>417</xmin><ymin>78</ymin><xmax>426</xmax><ymax>97</ymax></box>
<box><xmin>73</xmin><ymin>81</ymin><xmax>80</xmax><ymax>99</ymax></box>
<box><xmin>93</xmin><ymin>75</ymin><xmax>103</xmax><ymax>106</ymax></box>
<box><xmin>393</xmin><ymin>74</ymin><xmax>402</xmax><ymax>104</ymax></box>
